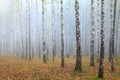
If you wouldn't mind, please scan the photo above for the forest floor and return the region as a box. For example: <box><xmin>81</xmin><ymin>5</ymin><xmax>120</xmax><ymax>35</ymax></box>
<box><xmin>0</xmin><ymin>56</ymin><xmax>120</xmax><ymax>80</ymax></box>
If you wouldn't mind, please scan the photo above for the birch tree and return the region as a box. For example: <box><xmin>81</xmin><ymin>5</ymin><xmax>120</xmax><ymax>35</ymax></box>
<box><xmin>74</xmin><ymin>0</ymin><xmax>82</xmax><ymax>72</ymax></box>
<box><xmin>90</xmin><ymin>0</ymin><xmax>95</xmax><ymax>66</ymax></box>
<box><xmin>96</xmin><ymin>0</ymin><xmax>101</xmax><ymax>62</ymax></box>
<box><xmin>61</xmin><ymin>0</ymin><xmax>64</xmax><ymax>67</ymax></box>
<box><xmin>110</xmin><ymin>0</ymin><xmax>117</xmax><ymax>71</ymax></box>
<box><xmin>98</xmin><ymin>0</ymin><xmax>105</xmax><ymax>78</ymax></box>
<box><xmin>42</xmin><ymin>0</ymin><xmax>47</xmax><ymax>63</ymax></box>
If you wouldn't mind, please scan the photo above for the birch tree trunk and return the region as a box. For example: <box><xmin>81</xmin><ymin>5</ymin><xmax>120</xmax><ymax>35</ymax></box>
<box><xmin>42</xmin><ymin>0</ymin><xmax>47</xmax><ymax>63</ymax></box>
<box><xmin>74</xmin><ymin>0</ymin><xmax>82</xmax><ymax>72</ymax></box>
<box><xmin>97</xmin><ymin>0</ymin><xmax>101</xmax><ymax>62</ymax></box>
<box><xmin>111</xmin><ymin>0</ymin><xmax>117</xmax><ymax>71</ymax></box>
<box><xmin>109</xmin><ymin>0</ymin><xmax>114</xmax><ymax>62</ymax></box>
<box><xmin>61</xmin><ymin>0</ymin><xmax>64</xmax><ymax>67</ymax></box>
<box><xmin>90</xmin><ymin>0</ymin><xmax>95</xmax><ymax>66</ymax></box>
<box><xmin>98</xmin><ymin>0</ymin><xmax>105</xmax><ymax>78</ymax></box>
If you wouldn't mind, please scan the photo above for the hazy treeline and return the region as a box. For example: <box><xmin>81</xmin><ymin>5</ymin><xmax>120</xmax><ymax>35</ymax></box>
<box><xmin>0</xmin><ymin>0</ymin><xmax>119</xmax><ymax>58</ymax></box>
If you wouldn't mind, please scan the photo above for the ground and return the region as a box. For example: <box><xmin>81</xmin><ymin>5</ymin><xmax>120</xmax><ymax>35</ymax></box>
<box><xmin>0</xmin><ymin>56</ymin><xmax>120</xmax><ymax>80</ymax></box>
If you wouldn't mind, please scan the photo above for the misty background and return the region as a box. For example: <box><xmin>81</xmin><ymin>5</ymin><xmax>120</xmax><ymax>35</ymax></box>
<box><xmin>0</xmin><ymin>0</ymin><xmax>120</xmax><ymax>57</ymax></box>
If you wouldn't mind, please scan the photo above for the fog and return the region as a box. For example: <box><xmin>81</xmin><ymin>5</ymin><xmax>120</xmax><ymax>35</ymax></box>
<box><xmin>0</xmin><ymin>0</ymin><xmax>120</xmax><ymax>57</ymax></box>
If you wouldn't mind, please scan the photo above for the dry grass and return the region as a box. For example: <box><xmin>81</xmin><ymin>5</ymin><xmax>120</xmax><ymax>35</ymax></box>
<box><xmin>0</xmin><ymin>56</ymin><xmax>120</xmax><ymax>80</ymax></box>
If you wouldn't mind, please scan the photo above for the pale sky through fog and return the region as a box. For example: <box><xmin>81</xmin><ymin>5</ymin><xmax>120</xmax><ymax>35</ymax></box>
<box><xmin>0</xmin><ymin>0</ymin><xmax>14</xmax><ymax>36</ymax></box>
<box><xmin>0</xmin><ymin>0</ymin><xmax>11</xmax><ymax>18</ymax></box>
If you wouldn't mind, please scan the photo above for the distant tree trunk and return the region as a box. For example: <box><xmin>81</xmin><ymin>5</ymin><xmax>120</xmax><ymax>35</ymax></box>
<box><xmin>46</xmin><ymin>47</ymin><xmax>49</xmax><ymax>61</ymax></box>
<box><xmin>52</xmin><ymin>0</ymin><xmax>55</xmax><ymax>62</ymax></box>
<box><xmin>25</xmin><ymin>24</ymin><xmax>28</xmax><ymax>59</ymax></box>
<box><xmin>119</xmin><ymin>9</ymin><xmax>120</xmax><ymax>58</ymax></box>
<box><xmin>98</xmin><ymin>0</ymin><xmax>105</xmax><ymax>78</ymax></box>
<box><xmin>115</xmin><ymin>19</ymin><xmax>118</xmax><ymax>60</ymax></box>
<box><xmin>90</xmin><ymin>0</ymin><xmax>95</xmax><ymax>66</ymax></box>
<box><xmin>61</xmin><ymin>0</ymin><xmax>64</xmax><ymax>67</ymax></box>
<box><xmin>19</xmin><ymin>0</ymin><xmax>24</xmax><ymax>58</ymax></box>
<box><xmin>25</xmin><ymin>0</ymin><xmax>29</xmax><ymax>59</ymax></box>
<box><xmin>116</xmin><ymin>5</ymin><xmax>120</xmax><ymax>60</ymax></box>
<box><xmin>15</xmin><ymin>0</ymin><xmax>19</xmax><ymax>57</ymax></box>
<box><xmin>74</xmin><ymin>0</ymin><xmax>82</xmax><ymax>72</ymax></box>
<box><xmin>109</xmin><ymin>0</ymin><xmax>113</xmax><ymax>62</ymax></box>
<box><xmin>32</xmin><ymin>43</ymin><xmax>34</xmax><ymax>58</ymax></box>
<box><xmin>97</xmin><ymin>0</ymin><xmax>101</xmax><ymax>62</ymax></box>
<box><xmin>21</xmin><ymin>21</ymin><xmax>25</xmax><ymax>58</ymax></box>
<box><xmin>66</xmin><ymin>0</ymin><xmax>70</xmax><ymax>58</ymax></box>
<box><xmin>27</xmin><ymin>0</ymin><xmax>32</xmax><ymax>60</ymax></box>
<box><xmin>43</xmin><ymin>53</ymin><xmax>47</xmax><ymax>63</ymax></box>
<box><xmin>25</xmin><ymin>29</ymin><xmax>28</xmax><ymax>59</ymax></box>
<box><xmin>42</xmin><ymin>0</ymin><xmax>47</xmax><ymax>63</ymax></box>
<box><xmin>110</xmin><ymin>0</ymin><xmax>117</xmax><ymax>71</ymax></box>
<box><xmin>36</xmin><ymin>0</ymin><xmax>41</xmax><ymax>58</ymax></box>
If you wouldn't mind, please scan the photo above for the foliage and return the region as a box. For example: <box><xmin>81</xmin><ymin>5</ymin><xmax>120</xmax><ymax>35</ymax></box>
<box><xmin>0</xmin><ymin>56</ymin><xmax>120</xmax><ymax>80</ymax></box>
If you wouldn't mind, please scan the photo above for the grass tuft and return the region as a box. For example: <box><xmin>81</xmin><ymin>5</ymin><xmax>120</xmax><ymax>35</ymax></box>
<box><xmin>71</xmin><ymin>72</ymin><xmax>77</xmax><ymax>77</ymax></box>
